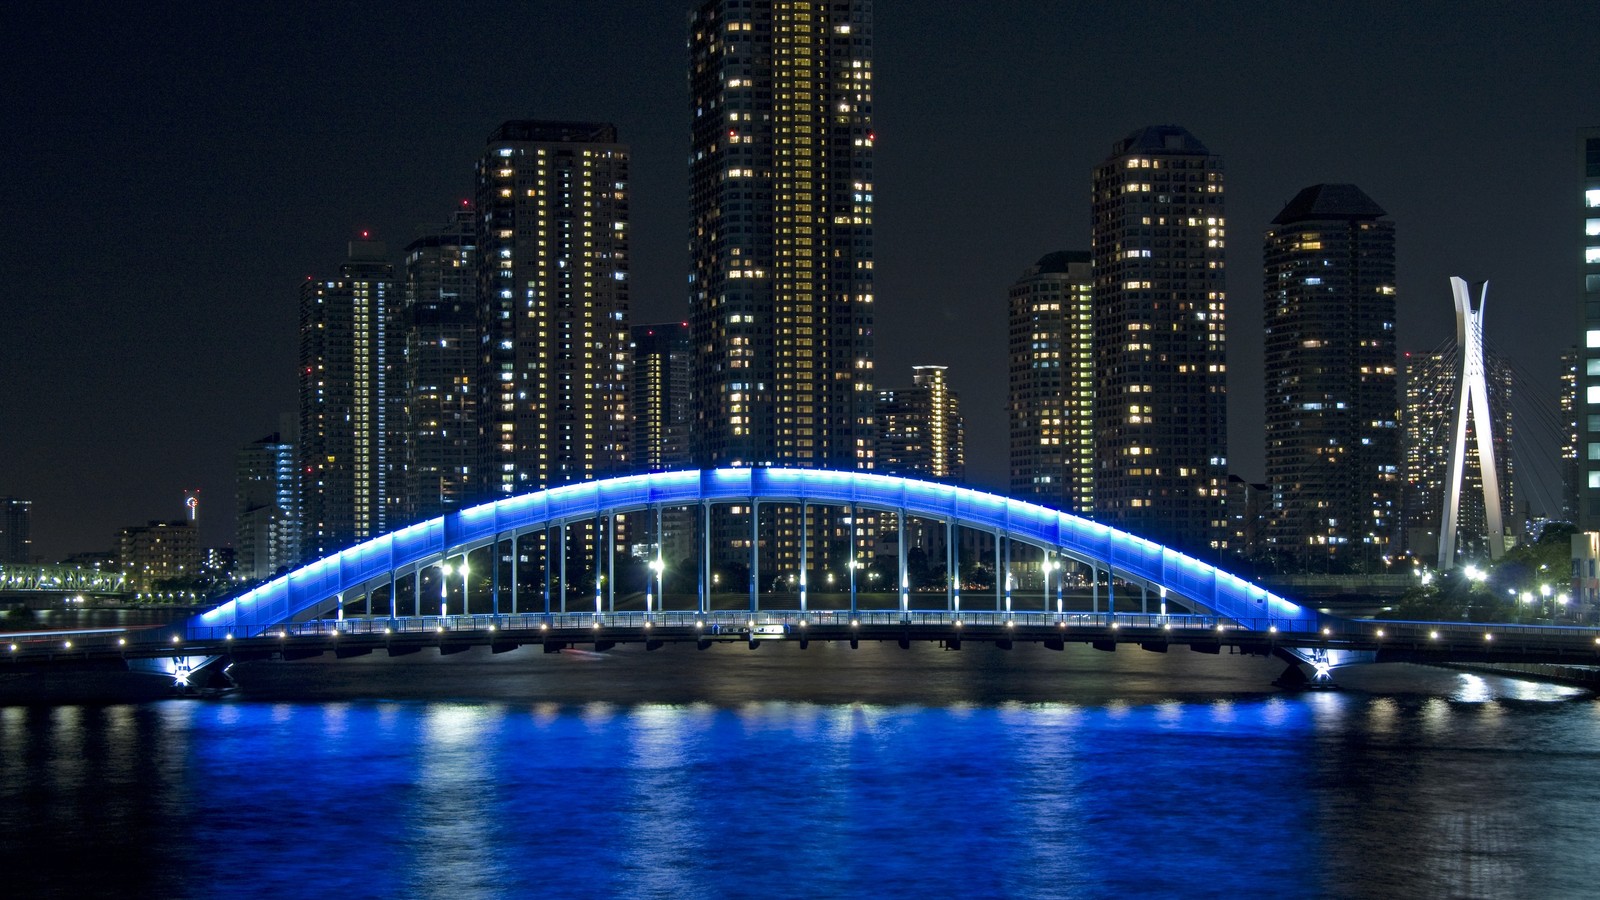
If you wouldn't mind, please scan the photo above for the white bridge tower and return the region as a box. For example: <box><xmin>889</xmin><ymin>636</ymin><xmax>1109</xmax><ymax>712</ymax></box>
<box><xmin>1437</xmin><ymin>277</ymin><xmax>1505</xmax><ymax>569</ymax></box>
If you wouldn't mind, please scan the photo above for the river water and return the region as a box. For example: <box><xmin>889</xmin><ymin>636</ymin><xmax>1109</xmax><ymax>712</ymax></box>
<box><xmin>3</xmin><ymin>642</ymin><xmax>1598</xmax><ymax>898</ymax></box>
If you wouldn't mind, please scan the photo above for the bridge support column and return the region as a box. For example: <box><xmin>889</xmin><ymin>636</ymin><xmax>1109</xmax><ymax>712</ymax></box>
<box><xmin>947</xmin><ymin>518</ymin><xmax>956</xmax><ymax>613</ymax></box>
<box><xmin>1141</xmin><ymin>584</ymin><xmax>1147</xmax><ymax>615</ymax></box>
<box><xmin>797</xmin><ymin>501</ymin><xmax>808</xmax><ymax>613</ymax></box>
<box><xmin>492</xmin><ymin>539</ymin><xmax>501</xmax><ymax>618</ymax></box>
<box><xmin>559</xmin><ymin>524</ymin><xmax>567</xmax><ymax>615</ymax></box>
<box><xmin>994</xmin><ymin>531</ymin><xmax>1003</xmax><ymax>612</ymax></box>
<box><xmin>701</xmin><ymin>501</ymin><xmax>711</xmax><ymax>615</ymax></box>
<box><xmin>750</xmin><ymin>499</ymin><xmax>760</xmax><ymax>615</ymax></box>
<box><xmin>1043</xmin><ymin>552</ymin><xmax>1052</xmax><ymax>614</ymax></box>
<box><xmin>593</xmin><ymin>514</ymin><xmax>603</xmax><ymax>617</ymax></box>
<box><xmin>898</xmin><ymin>510</ymin><xmax>908</xmax><ymax>618</ymax></box>
<box><xmin>1003</xmin><ymin>533</ymin><xmax>1012</xmax><ymax>614</ymax></box>
<box><xmin>543</xmin><ymin>527</ymin><xmax>552</xmax><ymax>617</ymax></box>
<box><xmin>654</xmin><ymin>505</ymin><xmax>663</xmax><ymax>613</ymax></box>
<box><xmin>1055</xmin><ymin>555</ymin><xmax>1065</xmax><ymax>615</ymax></box>
<box><xmin>608</xmin><ymin>514</ymin><xmax>617</xmax><ymax>614</ymax></box>
<box><xmin>849</xmin><ymin>504</ymin><xmax>858</xmax><ymax>619</ymax></box>
<box><xmin>1091</xmin><ymin>562</ymin><xmax>1099</xmax><ymax>614</ymax></box>
<box><xmin>510</xmin><ymin>532</ymin><xmax>519</xmax><ymax>615</ymax></box>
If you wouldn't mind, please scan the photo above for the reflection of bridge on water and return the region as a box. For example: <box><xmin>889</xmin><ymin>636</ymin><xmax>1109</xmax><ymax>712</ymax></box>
<box><xmin>6</xmin><ymin>469</ymin><xmax>1600</xmax><ymax>690</ymax></box>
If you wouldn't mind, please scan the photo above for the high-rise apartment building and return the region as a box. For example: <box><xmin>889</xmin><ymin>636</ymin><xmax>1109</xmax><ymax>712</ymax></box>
<box><xmin>1091</xmin><ymin>125</ymin><xmax>1228</xmax><ymax>554</ymax></box>
<box><xmin>1578</xmin><ymin>127</ymin><xmax>1600</xmax><ymax>530</ymax></box>
<box><xmin>475</xmin><ymin>121</ymin><xmax>630</xmax><ymax>496</ymax></box>
<box><xmin>631</xmin><ymin>322</ymin><xmax>693</xmax><ymax>473</ymax></box>
<box><xmin>1007</xmin><ymin>251</ymin><xmax>1094</xmax><ymax>512</ymax></box>
<box><xmin>236</xmin><ymin>433</ymin><xmax>298</xmax><ymax>581</ymax></box>
<box><xmin>0</xmin><ymin>497</ymin><xmax>32</xmax><ymax>564</ymax></box>
<box><xmin>298</xmin><ymin>237</ymin><xmax>402</xmax><ymax>560</ymax></box>
<box><xmin>1401</xmin><ymin>348</ymin><xmax>1514</xmax><ymax>561</ymax></box>
<box><xmin>688</xmin><ymin>0</ymin><xmax>876</xmax><ymax>471</ymax></box>
<box><xmin>1262</xmin><ymin>184</ymin><xmax>1399</xmax><ymax>570</ymax></box>
<box><xmin>403</xmin><ymin>207</ymin><xmax>478</xmax><ymax>518</ymax></box>
<box><xmin>875</xmin><ymin>366</ymin><xmax>964</xmax><ymax>481</ymax></box>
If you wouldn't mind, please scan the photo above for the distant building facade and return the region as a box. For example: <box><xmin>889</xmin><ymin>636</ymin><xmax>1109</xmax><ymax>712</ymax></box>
<box><xmin>1402</xmin><ymin>348</ymin><xmax>1514</xmax><ymax>561</ymax></box>
<box><xmin>1007</xmin><ymin>251</ymin><xmax>1094</xmax><ymax>512</ymax></box>
<box><xmin>117</xmin><ymin>520</ymin><xmax>199</xmax><ymax>591</ymax></box>
<box><xmin>875</xmin><ymin>366</ymin><xmax>964</xmax><ymax>481</ymax></box>
<box><xmin>298</xmin><ymin>237</ymin><xmax>403</xmax><ymax>559</ymax></box>
<box><xmin>475</xmin><ymin>121</ymin><xmax>630</xmax><ymax>496</ymax></box>
<box><xmin>0</xmin><ymin>497</ymin><xmax>32</xmax><ymax>564</ymax></box>
<box><xmin>1562</xmin><ymin>345</ymin><xmax>1579</xmax><ymax>522</ymax></box>
<box><xmin>1580</xmin><ymin>125</ymin><xmax>1600</xmax><ymax>531</ymax></box>
<box><xmin>1225</xmin><ymin>475</ymin><xmax>1269</xmax><ymax>561</ymax></box>
<box><xmin>236</xmin><ymin>433</ymin><xmax>298</xmax><ymax>581</ymax></box>
<box><xmin>1262</xmin><ymin>184</ymin><xmax>1399</xmax><ymax>571</ymax></box>
<box><xmin>403</xmin><ymin>207</ymin><xmax>478</xmax><ymax>518</ymax></box>
<box><xmin>631</xmin><ymin>322</ymin><xmax>693</xmax><ymax>473</ymax></box>
<box><xmin>1091</xmin><ymin>125</ymin><xmax>1229</xmax><ymax>554</ymax></box>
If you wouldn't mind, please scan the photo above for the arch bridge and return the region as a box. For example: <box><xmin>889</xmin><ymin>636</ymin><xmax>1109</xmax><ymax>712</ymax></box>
<box><xmin>193</xmin><ymin>468</ymin><xmax>1318</xmax><ymax>638</ymax></box>
<box><xmin>10</xmin><ymin>470</ymin><xmax>1600</xmax><ymax>689</ymax></box>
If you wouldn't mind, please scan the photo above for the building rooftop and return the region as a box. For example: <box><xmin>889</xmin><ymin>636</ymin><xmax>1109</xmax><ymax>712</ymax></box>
<box><xmin>488</xmin><ymin>120</ymin><xmax>619</xmax><ymax>145</ymax></box>
<box><xmin>1271</xmin><ymin>183</ymin><xmax>1387</xmax><ymax>225</ymax></box>
<box><xmin>1109</xmin><ymin>125</ymin><xmax>1210</xmax><ymax>158</ymax></box>
<box><xmin>1032</xmin><ymin>250</ymin><xmax>1091</xmax><ymax>273</ymax></box>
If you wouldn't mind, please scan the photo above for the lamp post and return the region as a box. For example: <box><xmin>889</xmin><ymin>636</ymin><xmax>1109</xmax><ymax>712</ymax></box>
<box><xmin>440</xmin><ymin>562</ymin><xmax>453</xmax><ymax>619</ymax></box>
<box><xmin>648</xmin><ymin>557</ymin><xmax>665</xmax><ymax>620</ymax></box>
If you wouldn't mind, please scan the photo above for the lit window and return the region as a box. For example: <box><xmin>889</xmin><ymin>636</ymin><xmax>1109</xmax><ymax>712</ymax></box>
<box><xmin>1588</xmin><ymin>189</ymin><xmax>1600</xmax><ymax>208</ymax></box>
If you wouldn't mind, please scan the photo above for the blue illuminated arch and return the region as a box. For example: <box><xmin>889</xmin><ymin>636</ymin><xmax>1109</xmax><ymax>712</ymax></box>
<box><xmin>192</xmin><ymin>469</ymin><xmax>1319</xmax><ymax>637</ymax></box>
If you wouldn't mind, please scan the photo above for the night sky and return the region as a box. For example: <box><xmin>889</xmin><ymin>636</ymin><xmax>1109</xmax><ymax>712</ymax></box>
<box><xmin>5</xmin><ymin>1</ymin><xmax>1599</xmax><ymax>561</ymax></box>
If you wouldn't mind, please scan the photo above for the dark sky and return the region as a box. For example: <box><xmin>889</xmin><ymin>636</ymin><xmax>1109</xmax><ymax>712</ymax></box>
<box><xmin>5</xmin><ymin>1</ymin><xmax>1598</xmax><ymax>561</ymax></box>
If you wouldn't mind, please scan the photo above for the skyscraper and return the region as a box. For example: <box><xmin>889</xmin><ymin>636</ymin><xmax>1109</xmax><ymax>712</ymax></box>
<box><xmin>1262</xmin><ymin>184</ymin><xmax>1399</xmax><ymax>570</ymax></box>
<box><xmin>1008</xmin><ymin>251</ymin><xmax>1094</xmax><ymax>512</ymax></box>
<box><xmin>403</xmin><ymin>207</ymin><xmax>478</xmax><ymax>519</ymax></box>
<box><xmin>1578</xmin><ymin>127</ymin><xmax>1600</xmax><ymax>531</ymax></box>
<box><xmin>1401</xmin><ymin>348</ymin><xmax>1514</xmax><ymax>561</ymax></box>
<box><xmin>475</xmin><ymin>121</ymin><xmax>630</xmax><ymax>496</ymax></box>
<box><xmin>235</xmin><ymin>433</ymin><xmax>297</xmax><ymax>581</ymax></box>
<box><xmin>1091</xmin><ymin>125</ymin><xmax>1228</xmax><ymax>554</ymax></box>
<box><xmin>876</xmin><ymin>365</ymin><xmax>964</xmax><ymax>481</ymax></box>
<box><xmin>298</xmin><ymin>237</ymin><xmax>402</xmax><ymax>560</ymax></box>
<box><xmin>688</xmin><ymin>0</ymin><xmax>876</xmax><ymax>471</ymax></box>
<box><xmin>631</xmin><ymin>322</ymin><xmax>693</xmax><ymax>473</ymax></box>
<box><xmin>0</xmin><ymin>497</ymin><xmax>32</xmax><ymax>564</ymax></box>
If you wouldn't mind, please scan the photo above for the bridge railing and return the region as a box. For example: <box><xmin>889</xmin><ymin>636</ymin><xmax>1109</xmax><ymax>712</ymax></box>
<box><xmin>181</xmin><ymin>610</ymin><xmax>1334</xmax><ymax>641</ymax></box>
<box><xmin>177</xmin><ymin>611</ymin><xmax>1600</xmax><ymax>648</ymax></box>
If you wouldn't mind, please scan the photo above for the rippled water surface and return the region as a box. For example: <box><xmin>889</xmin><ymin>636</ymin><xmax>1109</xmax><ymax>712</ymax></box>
<box><xmin>4</xmin><ymin>644</ymin><xmax>1599</xmax><ymax>898</ymax></box>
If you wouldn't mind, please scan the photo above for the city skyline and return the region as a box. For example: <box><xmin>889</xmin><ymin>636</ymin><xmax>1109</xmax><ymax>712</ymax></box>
<box><xmin>5</xmin><ymin>1</ymin><xmax>1599</xmax><ymax>559</ymax></box>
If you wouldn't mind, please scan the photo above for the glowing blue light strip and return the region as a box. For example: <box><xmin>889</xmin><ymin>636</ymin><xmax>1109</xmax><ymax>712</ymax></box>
<box><xmin>189</xmin><ymin>469</ymin><xmax>1317</xmax><ymax>638</ymax></box>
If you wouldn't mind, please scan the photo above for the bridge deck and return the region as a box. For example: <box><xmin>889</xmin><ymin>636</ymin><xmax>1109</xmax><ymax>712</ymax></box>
<box><xmin>7</xmin><ymin>611</ymin><xmax>1600</xmax><ymax>670</ymax></box>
